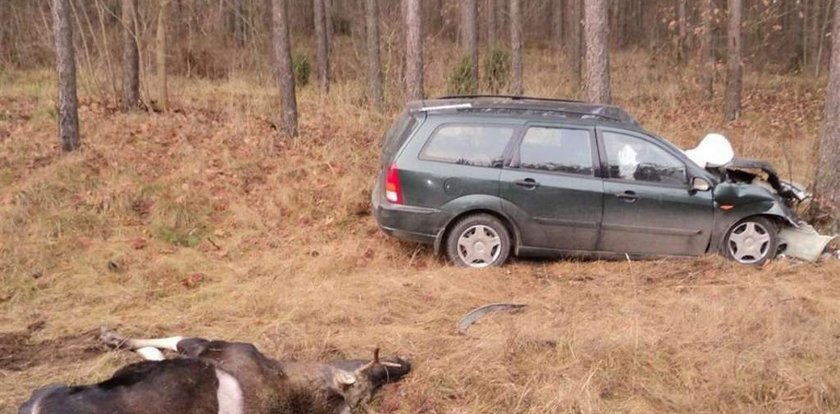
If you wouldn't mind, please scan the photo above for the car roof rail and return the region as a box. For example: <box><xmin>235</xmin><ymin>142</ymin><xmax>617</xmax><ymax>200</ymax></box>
<box><xmin>436</xmin><ymin>94</ymin><xmax>583</xmax><ymax>104</ymax></box>
<box><xmin>416</xmin><ymin>103</ymin><xmax>473</xmax><ymax>112</ymax></box>
<box><xmin>456</xmin><ymin>104</ymin><xmax>627</xmax><ymax>123</ymax></box>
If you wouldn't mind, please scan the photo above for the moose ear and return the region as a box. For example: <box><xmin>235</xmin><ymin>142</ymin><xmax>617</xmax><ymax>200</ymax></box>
<box><xmin>334</xmin><ymin>371</ymin><xmax>357</xmax><ymax>389</ymax></box>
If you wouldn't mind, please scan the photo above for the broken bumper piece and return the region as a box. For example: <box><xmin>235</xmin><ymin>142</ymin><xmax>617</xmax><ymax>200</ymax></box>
<box><xmin>778</xmin><ymin>223</ymin><xmax>837</xmax><ymax>262</ymax></box>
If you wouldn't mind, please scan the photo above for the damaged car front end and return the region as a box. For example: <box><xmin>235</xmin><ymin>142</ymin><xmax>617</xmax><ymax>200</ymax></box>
<box><xmin>702</xmin><ymin>153</ymin><xmax>834</xmax><ymax>263</ymax></box>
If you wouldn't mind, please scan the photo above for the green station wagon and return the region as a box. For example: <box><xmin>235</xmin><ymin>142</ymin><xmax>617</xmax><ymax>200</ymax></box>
<box><xmin>372</xmin><ymin>96</ymin><xmax>810</xmax><ymax>268</ymax></box>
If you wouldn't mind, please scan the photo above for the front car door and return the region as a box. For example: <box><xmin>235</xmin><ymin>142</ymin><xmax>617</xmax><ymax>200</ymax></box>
<box><xmin>500</xmin><ymin>124</ymin><xmax>603</xmax><ymax>252</ymax></box>
<box><xmin>596</xmin><ymin>128</ymin><xmax>714</xmax><ymax>256</ymax></box>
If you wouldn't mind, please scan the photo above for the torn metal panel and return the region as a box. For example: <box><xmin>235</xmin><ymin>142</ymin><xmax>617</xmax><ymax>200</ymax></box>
<box><xmin>457</xmin><ymin>303</ymin><xmax>526</xmax><ymax>335</ymax></box>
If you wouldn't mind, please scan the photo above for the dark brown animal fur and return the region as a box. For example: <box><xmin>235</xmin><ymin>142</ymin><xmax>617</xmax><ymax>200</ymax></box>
<box><xmin>19</xmin><ymin>336</ymin><xmax>411</xmax><ymax>414</ymax></box>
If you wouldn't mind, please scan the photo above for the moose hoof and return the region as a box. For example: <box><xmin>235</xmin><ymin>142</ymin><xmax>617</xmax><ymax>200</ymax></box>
<box><xmin>99</xmin><ymin>327</ymin><xmax>129</xmax><ymax>349</ymax></box>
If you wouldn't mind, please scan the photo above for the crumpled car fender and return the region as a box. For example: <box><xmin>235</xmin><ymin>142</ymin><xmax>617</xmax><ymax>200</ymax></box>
<box><xmin>709</xmin><ymin>183</ymin><xmax>800</xmax><ymax>253</ymax></box>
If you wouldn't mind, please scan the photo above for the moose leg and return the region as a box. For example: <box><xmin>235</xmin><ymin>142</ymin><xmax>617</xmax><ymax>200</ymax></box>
<box><xmin>100</xmin><ymin>327</ymin><xmax>184</xmax><ymax>360</ymax></box>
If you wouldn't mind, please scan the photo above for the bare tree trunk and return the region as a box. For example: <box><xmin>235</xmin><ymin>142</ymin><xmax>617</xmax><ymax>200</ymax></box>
<box><xmin>584</xmin><ymin>0</ymin><xmax>610</xmax><ymax>104</ymax></box>
<box><xmin>121</xmin><ymin>0</ymin><xmax>140</xmax><ymax>110</ymax></box>
<box><xmin>816</xmin><ymin>0</ymin><xmax>835</xmax><ymax>76</ymax></box>
<box><xmin>461</xmin><ymin>0</ymin><xmax>479</xmax><ymax>93</ymax></box>
<box><xmin>365</xmin><ymin>0</ymin><xmax>384</xmax><ymax>109</ymax></box>
<box><xmin>551</xmin><ymin>0</ymin><xmax>563</xmax><ymax>51</ymax></box>
<box><xmin>812</xmin><ymin>0</ymin><xmax>840</xmax><ymax>233</ymax></box>
<box><xmin>313</xmin><ymin>0</ymin><xmax>330</xmax><ymax>93</ymax></box>
<box><xmin>699</xmin><ymin>0</ymin><xmax>714</xmax><ymax>99</ymax></box>
<box><xmin>677</xmin><ymin>0</ymin><xmax>687</xmax><ymax>62</ymax></box>
<box><xmin>487</xmin><ymin>0</ymin><xmax>496</xmax><ymax>46</ymax></box>
<box><xmin>156</xmin><ymin>0</ymin><xmax>169</xmax><ymax>110</ymax></box>
<box><xmin>325</xmin><ymin>0</ymin><xmax>334</xmax><ymax>55</ymax></box>
<box><xmin>404</xmin><ymin>0</ymin><xmax>424</xmax><ymax>101</ymax></box>
<box><xmin>52</xmin><ymin>0</ymin><xmax>80</xmax><ymax>152</ymax></box>
<box><xmin>724</xmin><ymin>0</ymin><xmax>742</xmax><ymax>121</ymax></box>
<box><xmin>272</xmin><ymin>0</ymin><xmax>298</xmax><ymax>138</ymax></box>
<box><xmin>233</xmin><ymin>0</ymin><xmax>246</xmax><ymax>47</ymax></box>
<box><xmin>510</xmin><ymin>0</ymin><xmax>523</xmax><ymax>96</ymax></box>
<box><xmin>569</xmin><ymin>0</ymin><xmax>583</xmax><ymax>86</ymax></box>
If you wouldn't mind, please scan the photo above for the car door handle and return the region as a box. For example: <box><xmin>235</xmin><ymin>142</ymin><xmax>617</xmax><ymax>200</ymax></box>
<box><xmin>615</xmin><ymin>191</ymin><xmax>638</xmax><ymax>203</ymax></box>
<box><xmin>514</xmin><ymin>178</ymin><xmax>540</xmax><ymax>189</ymax></box>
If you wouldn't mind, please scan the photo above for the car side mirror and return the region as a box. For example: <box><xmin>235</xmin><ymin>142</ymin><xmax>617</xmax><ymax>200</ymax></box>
<box><xmin>690</xmin><ymin>177</ymin><xmax>711</xmax><ymax>192</ymax></box>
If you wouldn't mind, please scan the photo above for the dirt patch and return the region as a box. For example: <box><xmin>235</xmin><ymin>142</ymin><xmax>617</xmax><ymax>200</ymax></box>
<box><xmin>0</xmin><ymin>327</ymin><xmax>101</xmax><ymax>372</ymax></box>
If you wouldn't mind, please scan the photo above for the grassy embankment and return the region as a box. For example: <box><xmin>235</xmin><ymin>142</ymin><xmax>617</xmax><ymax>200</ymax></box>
<box><xmin>1</xmin><ymin>47</ymin><xmax>839</xmax><ymax>413</ymax></box>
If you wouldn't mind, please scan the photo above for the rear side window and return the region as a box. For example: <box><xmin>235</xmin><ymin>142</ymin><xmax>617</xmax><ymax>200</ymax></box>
<box><xmin>380</xmin><ymin>111</ymin><xmax>417</xmax><ymax>163</ymax></box>
<box><xmin>420</xmin><ymin>125</ymin><xmax>514</xmax><ymax>167</ymax></box>
<box><xmin>518</xmin><ymin>127</ymin><xmax>593</xmax><ymax>175</ymax></box>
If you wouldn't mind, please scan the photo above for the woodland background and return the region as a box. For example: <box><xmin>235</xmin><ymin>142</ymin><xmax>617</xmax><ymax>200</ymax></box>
<box><xmin>2</xmin><ymin>1</ymin><xmax>840</xmax><ymax>413</ymax></box>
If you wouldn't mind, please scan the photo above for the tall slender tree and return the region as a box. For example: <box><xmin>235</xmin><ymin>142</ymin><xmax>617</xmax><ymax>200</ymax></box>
<box><xmin>551</xmin><ymin>0</ymin><xmax>563</xmax><ymax>51</ymax></box>
<box><xmin>404</xmin><ymin>0</ymin><xmax>424</xmax><ymax>101</ymax></box>
<box><xmin>121</xmin><ymin>0</ymin><xmax>140</xmax><ymax>110</ymax></box>
<box><xmin>510</xmin><ymin>0</ymin><xmax>523</xmax><ymax>96</ymax></box>
<box><xmin>699</xmin><ymin>0</ymin><xmax>714</xmax><ymax>99</ymax></box>
<box><xmin>156</xmin><ymin>0</ymin><xmax>170</xmax><ymax>110</ymax></box>
<box><xmin>812</xmin><ymin>0</ymin><xmax>840</xmax><ymax>233</ymax></box>
<box><xmin>271</xmin><ymin>0</ymin><xmax>298</xmax><ymax>137</ymax></box>
<box><xmin>584</xmin><ymin>0</ymin><xmax>610</xmax><ymax>104</ymax></box>
<box><xmin>313</xmin><ymin>0</ymin><xmax>330</xmax><ymax>93</ymax></box>
<box><xmin>676</xmin><ymin>0</ymin><xmax>688</xmax><ymax>62</ymax></box>
<box><xmin>724</xmin><ymin>0</ymin><xmax>742</xmax><ymax>121</ymax></box>
<box><xmin>52</xmin><ymin>0</ymin><xmax>80</xmax><ymax>151</ymax></box>
<box><xmin>486</xmin><ymin>0</ymin><xmax>496</xmax><ymax>46</ymax></box>
<box><xmin>569</xmin><ymin>0</ymin><xmax>583</xmax><ymax>86</ymax></box>
<box><xmin>461</xmin><ymin>0</ymin><xmax>479</xmax><ymax>93</ymax></box>
<box><xmin>365</xmin><ymin>0</ymin><xmax>384</xmax><ymax>109</ymax></box>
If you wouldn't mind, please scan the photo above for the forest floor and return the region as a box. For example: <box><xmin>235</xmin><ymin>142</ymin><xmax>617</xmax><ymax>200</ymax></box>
<box><xmin>2</xmin><ymin>50</ymin><xmax>840</xmax><ymax>413</ymax></box>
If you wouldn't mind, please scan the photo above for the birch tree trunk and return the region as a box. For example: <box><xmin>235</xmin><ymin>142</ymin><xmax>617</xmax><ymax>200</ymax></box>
<box><xmin>121</xmin><ymin>0</ymin><xmax>140</xmax><ymax>110</ymax></box>
<box><xmin>724</xmin><ymin>0</ymin><xmax>742</xmax><ymax>121</ymax></box>
<box><xmin>461</xmin><ymin>0</ymin><xmax>479</xmax><ymax>93</ymax></box>
<box><xmin>313</xmin><ymin>0</ymin><xmax>330</xmax><ymax>93</ymax></box>
<box><xmin>584</xmin><ymin>0</ymin><xmax>610</xmax><ymax>104</ymax></box>
<box><xmin>510</xmin><ymin>0</ymin><xmax>523</xmax><ymax>96</ymax></box>
<box><xmin>811</xmin><ymin>0</ymin><xmax>840</xmax><ymax>233</ymax></box>
<box><xmin>404</xmin><ymin>0</ymin><xmax>424</xmax><ymax>101</ymax></box>
<box><xmin>272</xmin><ymin>0</ymin><xmax>298</xmax><ymax>138</ymax></box>
<box><xmin>365</xmin><ymin>0</ymin><xmax>384</xmax><ymax>109</ymax></box>
<box><xmin>52</xmin><ymin>0</ymin><xmax>80</xmax><ymax>152</ymax></box>
<box><xmin>699</xmin><ymin>0</ymin><xmax>714</xmax><ymax>99</ymax></box>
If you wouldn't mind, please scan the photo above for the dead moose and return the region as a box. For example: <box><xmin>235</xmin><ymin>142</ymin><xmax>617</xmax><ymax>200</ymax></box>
<box><xmin>19</xmin><ymin>328</ymin><xmax>411</xmax><ymax>414</ymax></box>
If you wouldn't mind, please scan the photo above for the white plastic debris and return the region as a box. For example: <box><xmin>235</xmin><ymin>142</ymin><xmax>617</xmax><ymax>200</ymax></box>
<box><xmin>685</xmin><ymin>133</ymin><xmax>735</xmax><ymax>168</ymax></box>
<box><xmin>778</xmin><ymin>223</ymin><xmax>837</xmax><ymax>262</ymax></box>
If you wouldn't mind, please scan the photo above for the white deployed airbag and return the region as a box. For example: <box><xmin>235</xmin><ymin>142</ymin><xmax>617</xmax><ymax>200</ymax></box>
<box><xmin>685</xmin><ymin>133</ymin><xmax>735</xmax><ymax>168</ymax></box>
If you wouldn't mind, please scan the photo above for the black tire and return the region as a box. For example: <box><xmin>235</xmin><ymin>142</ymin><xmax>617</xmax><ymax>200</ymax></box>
<box><xmin>445</xmin><ymin>214</ymin><xmax>511</xmax><ymax>268</ymax></box>
<box><xmin>723</xmin><ymin>216</ymin><xmax>778</xmax><ymax>265</ymax></box>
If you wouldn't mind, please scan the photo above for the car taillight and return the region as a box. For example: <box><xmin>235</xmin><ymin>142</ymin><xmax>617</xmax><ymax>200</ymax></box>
<box><xmin>385</xmin><ymin>164</ymin><xmax>403</xmax><ymax>204</ymax></box>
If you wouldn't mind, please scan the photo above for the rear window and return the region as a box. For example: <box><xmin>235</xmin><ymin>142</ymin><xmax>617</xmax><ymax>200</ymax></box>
<box><xmin>420</xmin><ymin>124</ymin><xmax>515</xmax><ymax>168</ymax></box>
<box><xmin>380</xmin><ymin>111</ymin><xmax>418</xmax><ymax>163</ymax></box>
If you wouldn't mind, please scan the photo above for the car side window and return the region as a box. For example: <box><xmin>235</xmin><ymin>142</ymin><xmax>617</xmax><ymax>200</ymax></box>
<box><xmin>603</xmin><ymin>131</ymin><xmax>687</xmax><ymax>185</ymax></box>
<box><xmin>518</xmin><ymin>127</ymin><xmax>593</xmax><ymax>176</ymax></box>
<box><xmin>420</xmin><ymin>125</ymin><xmax>515</xmax><ymax>167</ymax></box>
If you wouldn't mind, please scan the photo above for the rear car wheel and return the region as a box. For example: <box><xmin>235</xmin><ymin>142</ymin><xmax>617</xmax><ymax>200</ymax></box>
<box><xmin>446</xmin><ymin>214</ymin><xmax>511</xmax><ymax>268</ymax></box>
<box><xmin>724</xmin><ymin>216</ymin><xmax>778</xmax><ymax>265</ymax></box>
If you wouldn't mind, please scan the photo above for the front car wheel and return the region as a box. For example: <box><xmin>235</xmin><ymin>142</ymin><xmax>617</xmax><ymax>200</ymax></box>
<box><xmin>724</xmin><ymin>216</ymin><xmax>778</xmax><ymax>265</ymax></box>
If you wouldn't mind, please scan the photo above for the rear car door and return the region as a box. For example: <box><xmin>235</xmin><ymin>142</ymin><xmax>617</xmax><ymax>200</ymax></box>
<box><xmin>500</xmin><ymin>124</ymin><xmax>603</xmax><ymax>251</ymax></box>
<box><xmin>596</xmin><ymin>128</ymin><xmax>714</xmax><ymax>256</ymax></box>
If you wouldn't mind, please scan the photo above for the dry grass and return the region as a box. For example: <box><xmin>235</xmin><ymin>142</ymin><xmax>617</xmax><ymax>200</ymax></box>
<box><xmin>1</xmin><ymin>46</ymin><xmax>839</xmax><ymax>413</ymax></box>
